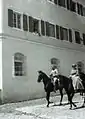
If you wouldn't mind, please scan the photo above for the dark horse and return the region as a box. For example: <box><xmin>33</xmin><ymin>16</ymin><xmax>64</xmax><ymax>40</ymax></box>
<box><xmin>37</xmin><ymin>70</ymin><xmax>77</xmax><ymax>109</ymax></box>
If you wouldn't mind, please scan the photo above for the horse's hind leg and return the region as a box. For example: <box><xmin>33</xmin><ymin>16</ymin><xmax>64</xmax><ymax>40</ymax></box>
<box><xmin>59</xmin><ymin>89</ymin><xmax>63</xmax><ymax>105</ymax></box>
<box><xmin>46</xmin><ymin>92</ymin><xmax>50</xmax><ymax>107</ymax></box>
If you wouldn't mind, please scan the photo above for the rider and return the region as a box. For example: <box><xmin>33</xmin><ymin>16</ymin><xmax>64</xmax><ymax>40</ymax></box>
<box><xmin>50</xmin><ymin>66</ymin><xmax>59</xmax><ymax>92</ymax></box>
<box><xmin>69</xmin><ymin>64</ymin><xmax>84</xmax><ymax>91</ymax></box>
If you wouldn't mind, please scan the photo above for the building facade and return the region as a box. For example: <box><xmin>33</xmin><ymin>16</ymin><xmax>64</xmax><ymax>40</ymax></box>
<box><xmin>0</xmin><ymin>0</ymin><xmax>85</xmax><ymax>103</ymax></box>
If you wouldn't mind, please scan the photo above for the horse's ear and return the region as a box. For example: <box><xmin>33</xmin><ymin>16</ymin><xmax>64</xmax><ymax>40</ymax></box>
<box><xmin>38</xmin><ymin>70</ymin><xmax>43</xmax><ymax>73</ymax></box>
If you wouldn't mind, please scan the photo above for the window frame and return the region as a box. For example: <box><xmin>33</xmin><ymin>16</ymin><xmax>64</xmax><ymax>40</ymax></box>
<box><xmin>13</xmin><ymin>11</ymin><xmax>22</xmax><ymax>29</ymax></box>
<box><xmin>13</xmin><ymin>53</ymin><xmax>26</xmax><ymax>76</ymax></box>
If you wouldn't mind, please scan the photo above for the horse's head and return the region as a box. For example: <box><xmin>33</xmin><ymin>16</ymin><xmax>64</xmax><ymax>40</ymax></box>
<box><xmin>37</xmin><ymin>70</ymin><xmax>44</xmax><ymax>83</ymax></box>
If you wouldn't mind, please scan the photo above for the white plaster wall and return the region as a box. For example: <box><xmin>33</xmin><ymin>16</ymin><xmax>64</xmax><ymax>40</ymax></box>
<box><xmin>2</xmin><ymin>36</ymin><xmax>85</xmax><ymax>102</ymax></box>
<box><xmin>1</xmin><ymin>0</ymin><xmax>85</xmax><ymax>102</ymax></box>
<box><xmin>0</xmin><ymin>39</ymin><xmax>2</xmax><ymax>90</ymax></box>
<box><xmin>0</xmin><ymin>0</ymin><xmax>3</xmax><ymax>33</ymax></box>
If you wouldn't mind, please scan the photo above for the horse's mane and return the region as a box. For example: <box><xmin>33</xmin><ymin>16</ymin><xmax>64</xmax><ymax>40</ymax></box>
<box><xmin>41</xmin><ymin>71</ymin><xmax>51</xmax><ymax>81</ymax></box>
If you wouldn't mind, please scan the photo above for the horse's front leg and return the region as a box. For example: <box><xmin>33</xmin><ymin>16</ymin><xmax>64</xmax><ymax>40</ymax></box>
<box><xmin>46</xmin><ymin>92</ymin><xmax>50</xmax><ymax>107</ymax></box>
<box><xmin>68</xmin><ymin>93</ymin><xmax>77</xmax><ymax>109</ymax></box>
<box><xmin>82</xmin><ymin>93</ymin><xmax>85</xmax><ymax>107</ymax></box>
<box><xmin>59</xmin><ymin>89</ymin><xmax>63</xmax><ymax>105</ymax></box>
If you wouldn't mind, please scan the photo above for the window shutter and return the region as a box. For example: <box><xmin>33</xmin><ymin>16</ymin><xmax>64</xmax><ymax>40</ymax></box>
<box><xmin>56</xmin><ymin>25</ymin><xmax>59</xmax><ymax>39</ymax></box>
<box><xmin>46</xmin><ymin>22</ymin><xmax>49</xmax><ymax>36</ymax></box>
<box><xmin>23</xmin><ymin>14</ymin><xmax>28</xmax><ymax>31</ymax></box>
<box><xmin>54</xmin><ymin>0</ymin><xmax>57</xmax><ymax>5</ymax></box>
<box><xmin>69</xmin><ymin>0</ymin><xmax>72</xmax><ymax>10</ymax></box>
<box><xmin>69</xmin><ymin>29</ymin><xmax>72</xmax><ymax>42</ymax></box>
<box><xmin>77</xmin><ymin>3</ymin><xmax>80</xmax><ymax>14</ymax></box>
<box><xmin>41</xmin><ymin>20</ymin><xmax>45</xmax><ymax>36</ymax></box>
<box><xmin>8</xmin><ymin>9</ymin><xmax>13</xmax><ymax>27</ymax></box>
<box><xmin>83</xmin><ymin>33</ymin><xmax>85</xmax><ymax>45</ymax></box>
<box><xmin>80</xmin><ymin>4</ymin><xmax>83</xmax><ymax>16</ymax></box>
<box><xmin>67</xmin><ymin>0</ymin><xmax>70</xmax><ymax>10</ymax></box>
<box><xmin>29</xmin><ymin>16</ymin><xmax>33</xmax><ymax>32</ymax></box>
<box><xmin>60</xmin><ymin>27</ymin><xmax>63</xmax><ymax>40</ymax></box>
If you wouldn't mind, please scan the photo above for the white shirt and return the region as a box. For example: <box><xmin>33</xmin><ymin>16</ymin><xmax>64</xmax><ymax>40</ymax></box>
<box><xmin>50</xmin><ymin>68</ymin><xmax>59</xmax><ymax>77</ymax></box>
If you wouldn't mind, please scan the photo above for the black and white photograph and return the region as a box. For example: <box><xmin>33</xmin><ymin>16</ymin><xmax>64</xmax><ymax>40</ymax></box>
<box><xmin>0</xmin><ymin>0</ymin><xmax>85</xmax><ymax>118</ymax></box>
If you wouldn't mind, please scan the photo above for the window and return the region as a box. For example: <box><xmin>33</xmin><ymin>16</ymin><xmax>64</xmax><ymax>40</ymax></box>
<box><xmin>77</xmin><ymin>3</ymin><xmax>83</xmax><ymax>16</ymax></box>
<box><xmin>71</xmin><ymin>1</ymin><xmax>76</xmax><ymax>12</ymax></box>
<box><xmin>8</xmin><ymin>9</ymin><xmax>21</xmax><ymax>29</ymax></box>
<box><xmin>46</xmin><ymin>22</ymin><xmax>55</xmax><ymax>37</ymax></box>
<box><xmin>29</xmin><ymin>16</ymin><xmax>39</xmax><ymax>34</ymax></box>
<box><xmin>58</xmin><ymin>0</ymin><xmax>65</xmax><ymax>7</ymax></box>
<box><xmin>83</xmin><ymin>33</ymin><xmax>85</xmax><ymax>45</ymax></box>
<box><xmin>60</xmin><ymin>27</ymin><xmax>68</xmax><ymax>41</ymax></box>
<box><xmin>75</xmin><ymin>31</ymin><xmax>80</xmax><ymax>44</ymax></box>
<box><xmin>14</xmin><ymin>53</ymin><xmax>26</xmax><ymax>76</ymax></box>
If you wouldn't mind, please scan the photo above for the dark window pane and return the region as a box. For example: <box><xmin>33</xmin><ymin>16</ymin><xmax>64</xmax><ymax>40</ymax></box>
<box><xmin>33</xmin><ymin>19</ymin><xmax>39</xmax><ymax>33</ymax></box>
<box><xmin>13</xmin><ymin>13</ymin><xmax>16</xmax><ymax>28</ymax></box>
<box><xmin>71</xmin><ymin>1</ymin><xmax>76</xmax><ymax>12</ymax></box>
<box><xmin>8</xmin><ymin>9</ymin><xmax>13</xmax><ymax>27</ymax></box>
<box><xmin>58</xmin><ymin>0</ymin><xmax>65</xmax><ymax>7</ymax></box>
<box><xmin>54</xmin><ymin>0</ymin><xmax>57</xmax><ymax>4</ymax></box>
<box><xmin>75</xmin><ymin>31</ymin><xmax>80</xmax><ymax>44</ymax></box>
<box><xmin>17</xmin><ymin>14</ymin><xmax>21</xmax><ymax>29</ymax></box>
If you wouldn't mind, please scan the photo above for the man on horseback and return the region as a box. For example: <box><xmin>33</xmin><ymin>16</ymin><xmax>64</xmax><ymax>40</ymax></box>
<box><xmin>50</xmin><ymin>66</ymin><xmax>59</xmax><ymax>92</ymax></box>
<box><xmin>69</xmin><ymin>64</ymin><xmax>84</xmax><ymax>92</ymax></box>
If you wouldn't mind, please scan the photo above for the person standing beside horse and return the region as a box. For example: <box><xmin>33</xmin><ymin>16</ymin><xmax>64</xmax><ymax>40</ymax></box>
<box><xmin>50</xmin><ymin>66</ymin><xmax>59</xmax><ymax>92</ymax></box>
<box><xmin>69</xmin><ymin>64</ymin><xmax>84</xmax><ymax>92</ymax></box>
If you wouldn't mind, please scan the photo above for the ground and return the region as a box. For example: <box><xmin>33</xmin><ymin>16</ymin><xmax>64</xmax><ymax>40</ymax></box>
<box><xmin>0</xmin><ymin>93</ymin><xmax>85</xmax><ymax>119</ymax></box>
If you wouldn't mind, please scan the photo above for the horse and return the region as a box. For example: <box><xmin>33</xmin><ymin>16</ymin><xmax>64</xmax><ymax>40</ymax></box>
<box><xmin>37</xmin><ymin>70</ymin><xmax>77</xmax><ymax>109</ymax></box>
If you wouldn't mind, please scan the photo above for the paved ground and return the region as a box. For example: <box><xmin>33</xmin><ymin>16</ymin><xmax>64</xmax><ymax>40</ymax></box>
<box><xmin>0</xmin><ymin>93</ymin><xmax>85</xmax><ymax>119</ymax></box>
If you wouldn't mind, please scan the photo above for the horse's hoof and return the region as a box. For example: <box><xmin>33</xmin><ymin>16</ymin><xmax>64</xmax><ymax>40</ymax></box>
<box><xmin>59</xmin><ymin>103</ymin><xmax>63</xmax><ymax>106</ymax></box>
<box><xmin>81</xmin><ymin>104</ymin><xmax>85</xmax><ymax>107</ymax></box>
<box><xmin>69</xmin><ymin>107</ymin><xmax>72</xmax><ymax>110</ymax></box>
<box><xmin>47</xmin><ymin>105</ymin><xmax>49</xmax><ymax>107</ymax></box>
<box><xmin>74</xmin><ymin>104</ymin><xmax>77</xmax><ymax>108</ymax></box>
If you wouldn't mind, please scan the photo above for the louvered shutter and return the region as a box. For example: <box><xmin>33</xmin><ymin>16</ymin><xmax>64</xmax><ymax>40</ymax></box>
<box><xmin>83</xmin><ymin>33</ymin><xmax>85</xmax><ymax>45</ymax></box>
<box><xmin>60</xmin><ymin>27</ymin><xmax>63</xmax><ymax>40</ymax></box>
<box><xmin>69</xmin><ymin>29</ymin><xmax>72</xmax><ymax>42</ymax></box>
<box><xmin>29</xmin><ymin>16</ymin><xmax>33</xmax><ymax>32</ymax></box>
<box><xmin>8</xmin><ymin>9</ymin><xmax>13</xmax><ymax>27</ymax></box>
<box><xmin>56</xmin><ymin>25</ymin><xmax>59</xmax><ymax>39</ymax></box>
<box><xmin>23</xmin><ymin>14</ymin><xmax>28</xmax><ymax>31</ymax></box>
<box><xmin>41</xmin><ymin>20</ymin><xmax>45</xmax><ymax>36</ymax></box>
<box><xmin>46</xmin><ymin>22</ymin><xmax>49</xmax><ymax>36</ymax></box>
<box><xmin>54</xmin><ymin>0</ymin><xmax>57</xmax><ymax>4</ymax></box>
